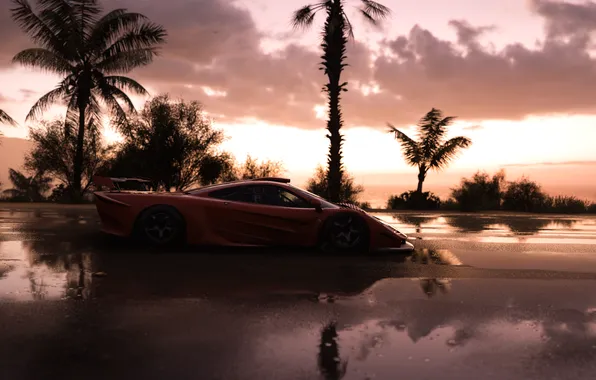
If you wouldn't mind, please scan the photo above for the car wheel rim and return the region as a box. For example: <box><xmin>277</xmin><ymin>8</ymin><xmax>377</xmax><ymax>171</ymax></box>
<box><xmin>330</xmin><ymin>216</ymin><xmax>362</xmax><ymax>249</ymax></box>
<box><xmin>144</xmin><ymin>212</ymin><xmax>176</xmax><ymax>242</ymax></box>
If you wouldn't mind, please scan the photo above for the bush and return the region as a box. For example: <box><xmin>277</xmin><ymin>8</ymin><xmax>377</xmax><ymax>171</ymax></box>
<box><xmin>306</xmin><ymin>165</ymin><xmax>364</xmax><ymax>204</ymax></box>
<box><xmin>387</xmin><ymin>190</ymin><xmax>441</xmax><ymax>210</ymax></box>
<box><xmin>588</xmin><ymin>203</ymin><xmax>596</xmax><ymax>214</ymax></box>
<box><xmin>355</xmin><ymin>201</ymin><xmax>372</xmax><ymax>210</ymax></box>
<box><xmin>450</xmin><ymin>170</ymin><xmax>505</xmax><ymax>211</ymax></box>
<box><xmin>502</xmin><ymin>177</ymin><xmax>550</xmax><ymax>212</ymax></box>
<box><xmin>440</xmin><ymin>198</ymin><xmax>459</xmax><ymax>210</ymax></box>
<box><xmin>546</xmin><ymin>196</ymin><xmax>590</xmax><ymax>214</ymax></box>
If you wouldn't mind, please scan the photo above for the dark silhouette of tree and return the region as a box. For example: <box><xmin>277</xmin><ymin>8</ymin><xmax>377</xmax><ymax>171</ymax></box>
<box><xmin>193</xmin><ymin>154</ymin><xmax>285</xmax><ymax>185</ymax></box>
<box><xmin>106</xmin><ymin>95</ymin><xmax>226</xmax><ymax>191</ymax></box>
<box><xmin>24</xmin><ymin>119</ymin><xmax>110</xmax><ymax>197</ymax></box>
<box><xmin>306</xmin><ymin>164</ymin><xmax>363</xmax><ymax>204</ymax></box>
<box><xmin>2</xmin><ymin>168</ymin><xmax>52</xmax><ymax>201</ymax></box>
<box><xmin>502</xmin><ymin>177</ymin><xmax>550</xmax><ymax>213</ymax></box>
<box><xmin>318</xmin><ymin>321</ymin><xmax>348</xmax><ymax>380</ymax></box>
<box><xmin>235</xmin><ymin>155</ymin><xmax>285</xmax><ymax>180</ymax></box>
<box><xmin>450</xmin><ymin>170</ymin><xmax>506</xmax><ymax>211</ymax></box>
<box><xmin>292</xmin><ymin>0</ymin><xmax>390</xmax><ymax>203</ymax></box>
<box><xmin>388</xmin><ymin>108</ymin><xmax>471</xmax><ymax>194</ymax></box>
<box><xmin>197</xmin><ymin>152</ymin><xmax>237</xmax><ymax>185</ymax></box>
<box><xmin>10</xmin><ymin>0</ymin><xmax>166</xmax><ymax>201</ymax></box>
<box><xmin>0</xmin><ymin>109</ymin><xmax>17</xmax><ymax>126</ymax></box>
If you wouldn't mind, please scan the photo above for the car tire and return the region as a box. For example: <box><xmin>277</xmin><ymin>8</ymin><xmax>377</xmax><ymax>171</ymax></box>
<box><xmin>319</xmin><ymin>212</ymin><xmax>369</xmax><ymax>254</ymax></box>
<box><xmin>136</xmin><ymin>205</ymin><xmax>185</xmax><ymax>247</ymax></box>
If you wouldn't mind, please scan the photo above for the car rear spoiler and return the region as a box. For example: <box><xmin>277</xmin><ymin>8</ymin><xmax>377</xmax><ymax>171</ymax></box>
<box><xmin>93</xmin><ymin>176</ymin><xmax>153</xmax><ymax>191</ymax></box>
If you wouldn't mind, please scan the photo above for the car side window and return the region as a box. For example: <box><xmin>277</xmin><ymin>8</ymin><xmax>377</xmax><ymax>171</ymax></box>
<box><xmin>254</xmin><ymin>185</ymin><xmax>311</xmax><ymax>208</ymax></box>
<box><xmin>208</xmin><ymin>186</ymin><xmax>255</xmax><ymax>203</ymax></box>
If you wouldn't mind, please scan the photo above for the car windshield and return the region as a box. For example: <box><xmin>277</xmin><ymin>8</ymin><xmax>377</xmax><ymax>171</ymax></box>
<box><xmin>289</xmin><ymin>185</ymin><xmax>339</xmax><ymax>209</ymax></box>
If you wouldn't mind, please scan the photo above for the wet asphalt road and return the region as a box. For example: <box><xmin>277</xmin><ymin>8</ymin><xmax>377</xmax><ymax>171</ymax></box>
<box><xmin>1</xmin><ymin>204</ymin><xmax>596</xmax><ymax>380</ymax></box>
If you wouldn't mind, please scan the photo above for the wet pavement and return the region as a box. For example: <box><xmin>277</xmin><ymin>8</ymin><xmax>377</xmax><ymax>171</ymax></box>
<box><xmin>1</xmin><ymin>204</ymin><xmax>596</xmax><ymax>380</ymax></box>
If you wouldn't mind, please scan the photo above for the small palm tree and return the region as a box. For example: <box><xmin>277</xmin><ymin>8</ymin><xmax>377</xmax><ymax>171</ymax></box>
<box><xmin>0</xmin><ymin>109</ymin><xmax>17</xmax><ymax>126</ymax></box>
<box><xmin>292</xmin><ymin>0</ymin><xmax>390</xmax><ymax>203</ymax></box>
<box><xmin>388</xmin><ymin>108</ymin><xmax>472</xmax><ymax>194</ymax></box>
<box><xmin>3</xmin><ymin>168</ymin><xmax>52</xmax><ymax>201</ymax></box>
<box><xmin>10</xmin><ymin>0</ymin><xmax>166</xmax><ymax>200</ymax></box>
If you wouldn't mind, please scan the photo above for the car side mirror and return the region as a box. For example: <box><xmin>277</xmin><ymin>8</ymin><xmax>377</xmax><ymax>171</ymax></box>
<box><xmin>311</xmin><ymin>199</ymin><xmax>323</xmax><ymax>213</ymax></box>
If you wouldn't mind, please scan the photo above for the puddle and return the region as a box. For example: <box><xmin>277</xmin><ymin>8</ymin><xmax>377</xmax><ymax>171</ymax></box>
<box><xmin>374</xmin><ymin>213</ymin><xmax>596</xmax><ymax>245</ymax></box>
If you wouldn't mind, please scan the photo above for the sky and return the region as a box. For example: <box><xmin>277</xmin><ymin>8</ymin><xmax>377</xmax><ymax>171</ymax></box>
<box><xmin>1</xmin><ymin>0</ymin><xmax>596</xmax><ymax>200</ymax></box>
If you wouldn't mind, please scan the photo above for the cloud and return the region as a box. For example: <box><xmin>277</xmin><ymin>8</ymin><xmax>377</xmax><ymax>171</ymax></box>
<box><xmin>3</xmin><ymin>0</ymin><xmax>596</xmax><ymax>130</ymax></box>
<box><xmin>462</xmin><ymin>124</ymin><xmax>483</xmax><ymax>131</ymax></box>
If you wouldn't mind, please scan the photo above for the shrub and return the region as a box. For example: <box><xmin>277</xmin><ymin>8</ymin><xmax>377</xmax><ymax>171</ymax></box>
<box><xmin>387</xmin><ymin>190</ymin><xmax>441</xmax><ymax>210</ymax></box>
<box><xmin>587</xmin><ymin>203</ymin><xmax>596</xmax><ymax>214</ymax></box>
<box><xmin>502</xmin><ymin>177</ymin><xmax>550</xmax><ymax>212</ymax></box>
<box><xmin>547</xmin><ymin>196</ymin><xmax>589</xmax><ymax>214</ymax></box>
<box><xmin>355</xmin><ymin>201</ymin><xmax>372</xmax><ymax>210</ymax></box>
<box><xmin>306</xmin><ymin>165</ymin><xmax>364</xmax><ymax>204</ymax></box>
<box><xmin>440</xmin><ymin>198</ymin><xmax>459</xmax><ymax>210</ymax></box>
<box><xmin>449</xmin><ymin>170</ymin><xmax>506</xmax><ymax>211</ymax></box>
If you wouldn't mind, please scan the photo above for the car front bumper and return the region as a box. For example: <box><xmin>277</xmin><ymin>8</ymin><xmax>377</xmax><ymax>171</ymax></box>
<box><xmin>373</xmin><ymin>240</ymin><xmax>415</xmax><ymax>253</ymax></box>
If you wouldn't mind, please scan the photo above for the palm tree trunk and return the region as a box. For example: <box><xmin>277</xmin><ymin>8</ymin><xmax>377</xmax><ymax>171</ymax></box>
<box><xmin>323</xmin><ymin>3</ymin><xmax>347</xmax><ymax>204</ymax></box>
<box><xmin>417</xmin><ymin>167</ymin><xmax>426</xmax><ymax>194</ymax></box>
<box><xmin>72</xmin><ymin>102</ymin><xmax>87</xmax><ymax>202</ymax></box>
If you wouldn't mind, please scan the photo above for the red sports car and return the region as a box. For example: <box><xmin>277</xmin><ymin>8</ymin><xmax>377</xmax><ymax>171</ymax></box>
<box><xmin>93</xmin><ymin>176</ymin><xmax>414</xmax><ymax>253</ymax></box>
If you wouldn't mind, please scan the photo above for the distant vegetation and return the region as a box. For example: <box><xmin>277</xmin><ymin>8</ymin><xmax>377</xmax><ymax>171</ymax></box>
<box><xmin>387</xmin><ymin>170</ymin><xmax>596</xmax><ymax>214</ymax></box>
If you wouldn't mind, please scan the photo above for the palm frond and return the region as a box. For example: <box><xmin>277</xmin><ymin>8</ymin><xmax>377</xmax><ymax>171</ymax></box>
<box><xmin>429</xmin><ymin>136</ymin><xmax>472</xmax><ymax>171</ymax></box>
<box><xmin>341</xmin><ymin>9</ymin><xmax>355</xmax><ymax>39</ymax></box>
<box><xmin>0</xmin><ymin>109</ymin><xmax>18</xmax><ymax>126</ymax></box>
<box><xmin>292</xmin><ymin>5</ymin><xmax>318</xmax><ymax>30</ymax></box>
<box><xmin>418</xmin><ymin>108</ymin><xmax>455</xmax><ymax>159</ymax></box>
<box><xmin>93</xmin><ymin>83</ymin><xmax>129</xmax><ymax>122</ymax></box>
<box><xmin>26</xmin><ymin>86</ymin><xmax>68</xmax><ymax>121</ymax></box>
<box><xmin>96</xmin><ymin>47</ymin><xmax>157</xmax><ymax>74</ymax></box>
<box><xmin>388</xmin><ymin>123</ymin><xmax>422</xmax><ymax>166</ymax></box>
<box><xmin>104</xmin><ymin>75</ymin><xmax>148</xmax><ymax>96</ymax></box>
<box><xmin>12</xmin><ymin>48</ymin><xmax>74</xmax><ymax>74</ymax></box>
<box><xmin>100</xmin><ymin>23</ymin><xmax>166</xmax><ymax>59</ymax></box>
<box><xmin>68</xmin><ymin>0</ymin><xmax>102</xmax><ymax>36</ymax></box>
<box><xmin>88</xmin><ymin>9</ymin><xmax>149</xmax><ymax>52</ymax></box>
<box><xmin>359</xmin><ymin>0</ymin><xmax>391</xmax><ymax>20</ymax></box>
<box><xmin>9</xmin><ymin>0</ymin><xmax>69</xmax><ymax>56</ymax></box>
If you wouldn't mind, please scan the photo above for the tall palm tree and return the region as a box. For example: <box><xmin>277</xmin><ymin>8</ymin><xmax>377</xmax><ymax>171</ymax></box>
<box><xmin>10</xmin><ymin>0</ymin><xmax>166</xmax><ymax>201</ymax></box>
<box><xmin>0</xmin><ymin>109</ymin><xmax>17</xmax><ymax>126</ymax></box>
<box><xmin>388</xmin><ymin>108</ymin><xmax>472</xmax><ymax>194</ymax></box>
<box><xmin>292</xmin><ymin>0</ymin><xmax>390</xmax><ymax>203</ymax></box>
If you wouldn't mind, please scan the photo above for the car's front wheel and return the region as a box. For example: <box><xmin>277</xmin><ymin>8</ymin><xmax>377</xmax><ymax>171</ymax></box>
<box><xmin>136</xmin><ymin>205</ymin><xmax>185</xmax><ymax>247</ymax></box>
<box><xmin>319</xmin><ymin>213</ymin><xmax>369</xmax><ymax>253</ymax></box>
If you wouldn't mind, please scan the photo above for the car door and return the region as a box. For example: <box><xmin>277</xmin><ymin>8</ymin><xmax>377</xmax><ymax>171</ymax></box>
<box><xmin>210</xmin><ymin>184</ymin><xmax>322</xmax><ymax>246</ymax></box>
<box><xmin>202</xmin><ymin>185</ymin><xmax>260</xmax><ymax>245</ymax></box>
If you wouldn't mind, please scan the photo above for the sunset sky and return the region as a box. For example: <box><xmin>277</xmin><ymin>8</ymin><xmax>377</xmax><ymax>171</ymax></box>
<box><xmin>1</xmin><ymin>0</ymin><xmax>596</xmax><ymax>201</ymax></box>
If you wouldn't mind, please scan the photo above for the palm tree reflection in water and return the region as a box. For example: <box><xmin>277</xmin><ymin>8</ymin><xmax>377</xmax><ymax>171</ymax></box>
<box><xmin>409</xmin><ymin>248</ymin><xmax>460</xmax><ymax>298</ymax></box>
<box><xmin>318</xmin><ymin>321</ymin><xmax>348</xmax><ymax>380</ymax></box>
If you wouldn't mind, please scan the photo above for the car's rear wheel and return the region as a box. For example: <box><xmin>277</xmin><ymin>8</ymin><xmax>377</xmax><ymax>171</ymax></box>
<box><xmin>136</xmin><ymin>205</ymin><xmax>185</xmax><ymax>247</ymax></box>
<box><xmin>319</xmin><ymin>213</ymin><xmax>369</xmax><ymax>254</ymax></box>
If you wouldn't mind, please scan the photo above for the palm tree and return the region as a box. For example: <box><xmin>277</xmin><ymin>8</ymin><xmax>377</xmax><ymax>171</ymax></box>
<box><xmin>292</xmin><ymin>0</ymin><xmax>390</xmax><ymax>203</ymax></box>
<box><xmin>388</xmin><ymin>108</ymin><xmax>472</xmax><ymax>194</ymax></box>
<box><xmin>10</xmin><ymin>0</ymin><xmax>166</xmax><ymax>201</ymax></box>
<box><xmin>2</xmin><ymin>168</ymin><xmax>52</xmax><ymax>201</ymax></box>
<box><xmin>0</xmin><ymin>109</ymin><xmax>17</xmax><ymax>126</ymax></box>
